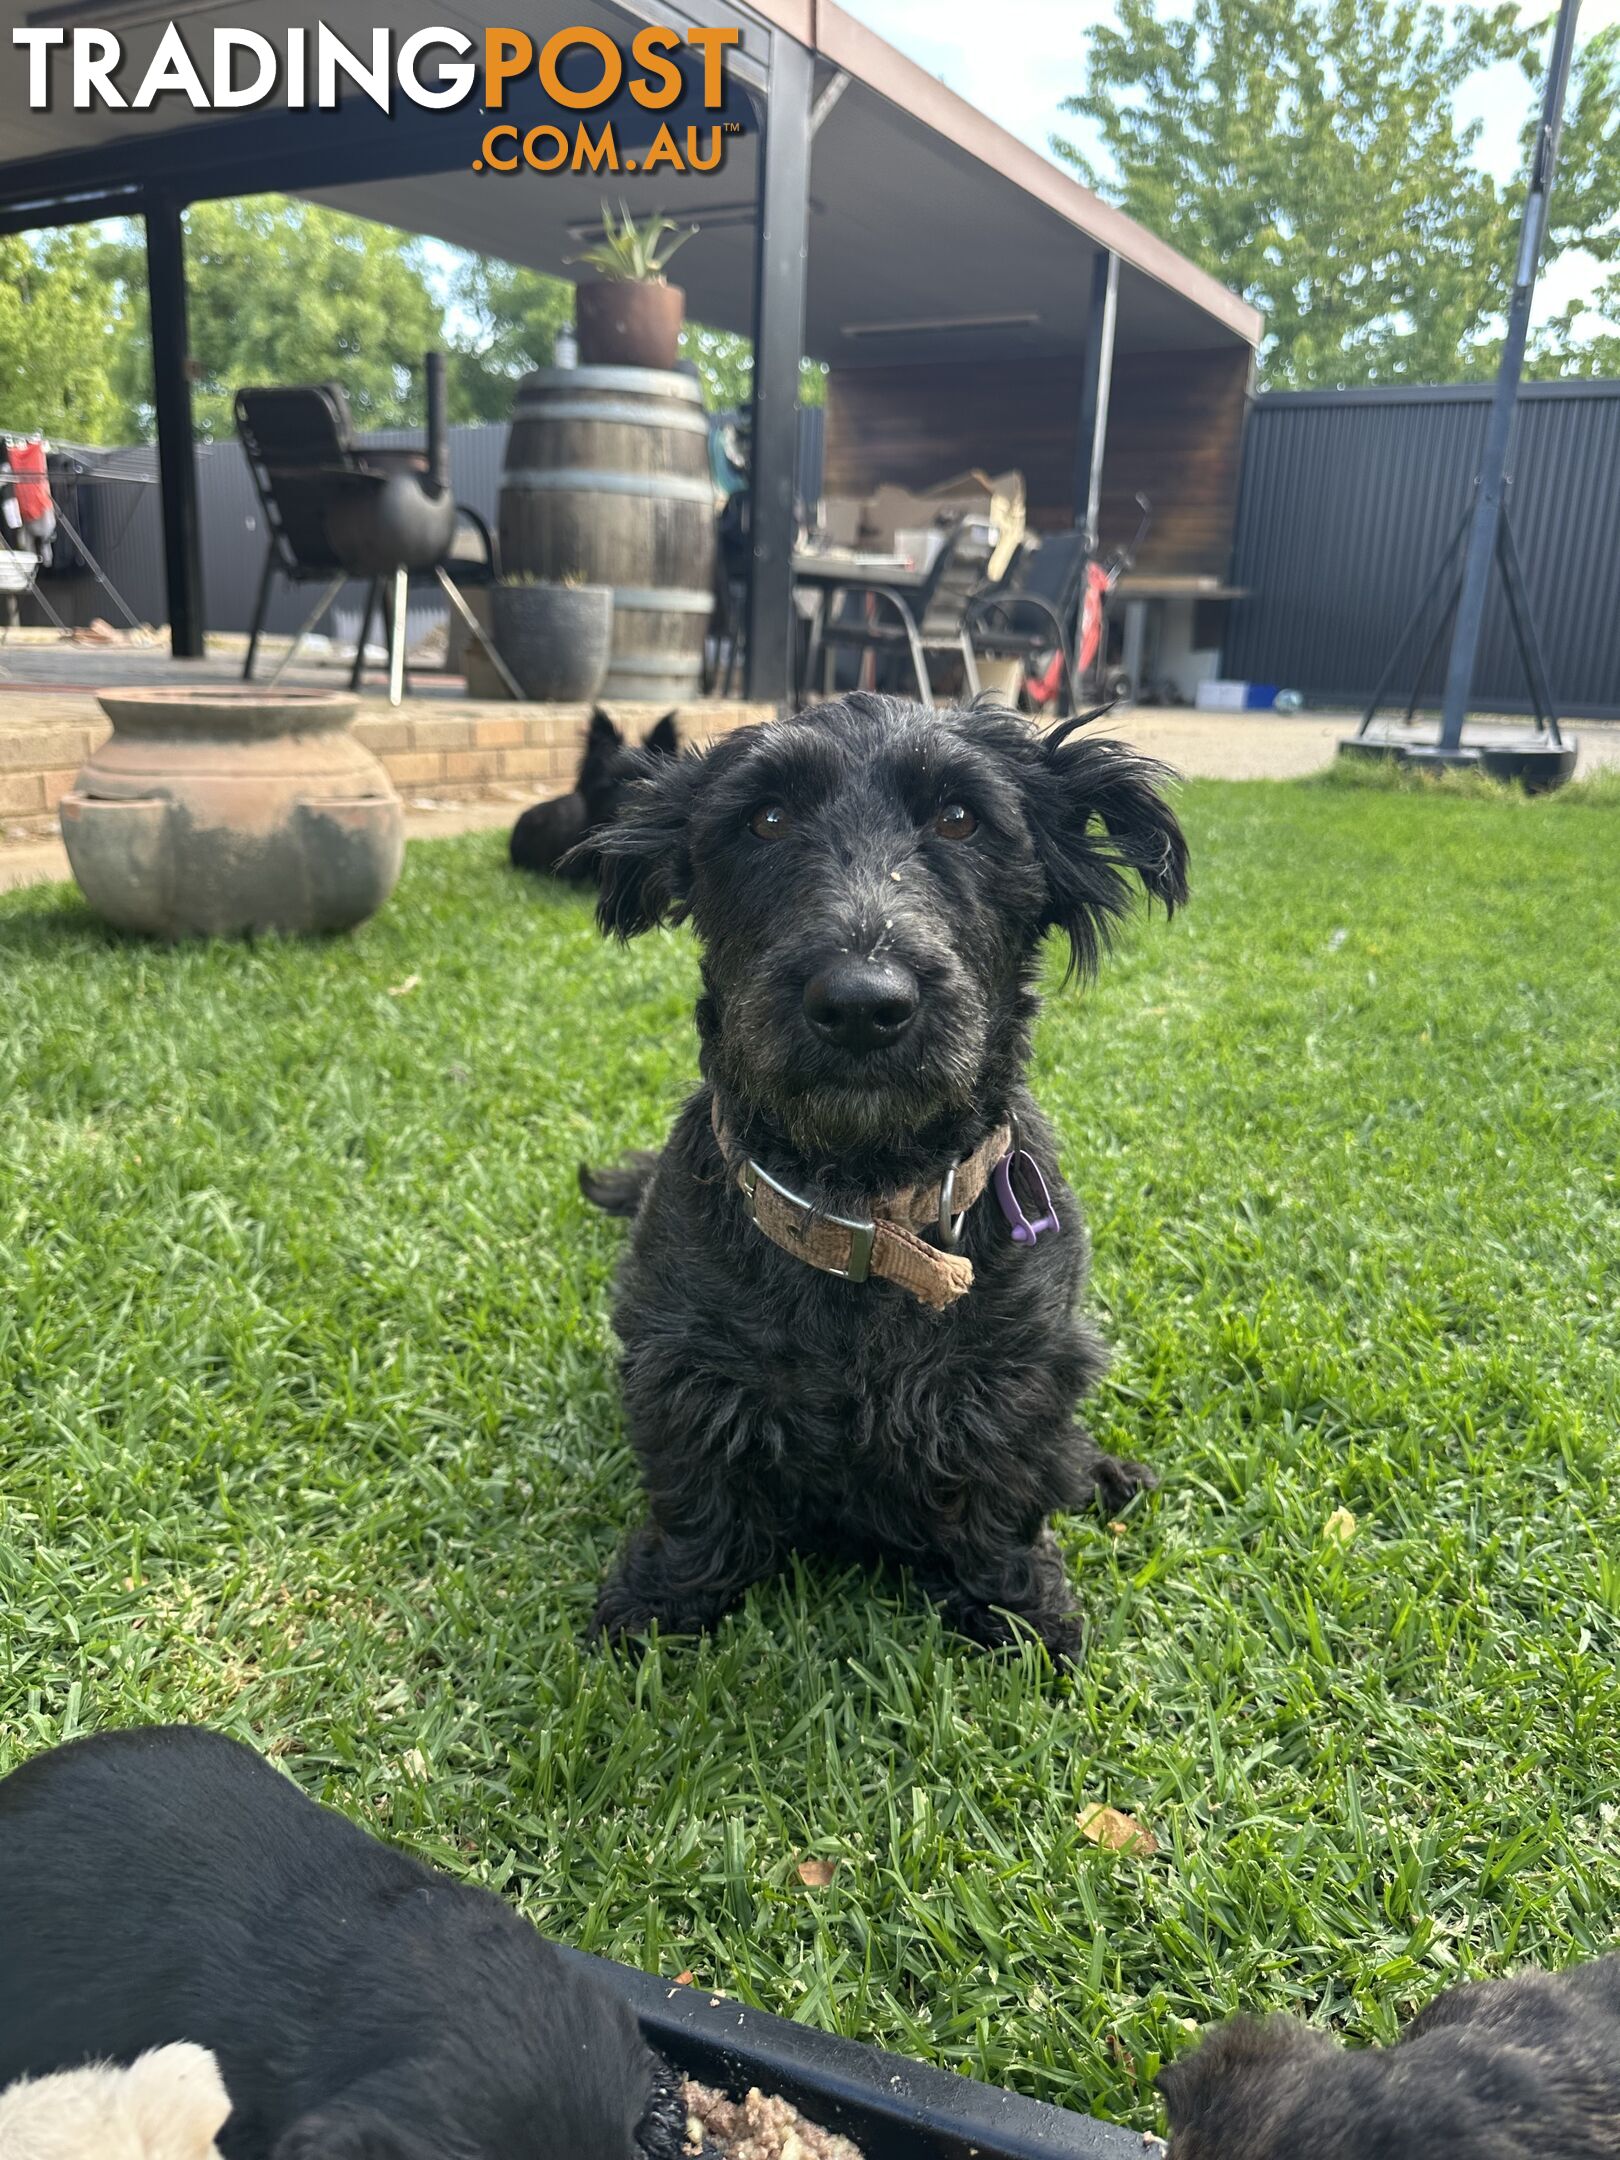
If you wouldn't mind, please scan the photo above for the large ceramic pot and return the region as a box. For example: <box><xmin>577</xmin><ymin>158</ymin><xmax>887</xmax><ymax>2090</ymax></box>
<box><xmin>574</xmin><ymin>279</ymin><xmax>685</xmax><ymax>370</ymax></box>
<box><xmin>58</xmin><ymin>690</ymin><xmax>404</xmax><ymax>939</ymax></box>
<box><xmin>490</xmin><ymin>581</ymin><xmax>613</xmax><ymax>702</ymax></box>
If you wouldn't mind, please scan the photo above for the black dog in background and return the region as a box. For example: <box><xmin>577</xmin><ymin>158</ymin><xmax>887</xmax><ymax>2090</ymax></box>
<box><xmin>1160</xmin><ymin>1956</ymin><xmax>1620</xmax><ymax>2158</ymax></box>
<box><xmin>0</xmin><ymin>1725</ymin><xmax>698</xmax><ymax>2160</ymax></box>
<box><xmin>582</xmin><ymin>693</ymin><xmax>1187</xmax><ymax>1662</ymax></box>
<box><xmin>510</xmin><ymin>708</ymin><xmax>679</xmax><ymax>879</ymax></box>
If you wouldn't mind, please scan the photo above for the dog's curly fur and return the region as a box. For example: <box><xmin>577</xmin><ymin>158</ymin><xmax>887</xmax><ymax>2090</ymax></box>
<box><xmin>1159</xmin><ymin>1955</ymin><xmax>1620</xmax><ymax>2159</ymax></box>
<box><xmin>0</xmin><ymin>1726</ymin><xmax>700</xmax><ymax>2160</ymax></box>
<box><xmin>509</xmin><ymin>709</ymin><xmax>679</xmax><ymax>880</ymax></box>
<box><xmin>581</xmin><ymin>692</ymin><xmax>1188</xmax><ymax>1662</ymax></box>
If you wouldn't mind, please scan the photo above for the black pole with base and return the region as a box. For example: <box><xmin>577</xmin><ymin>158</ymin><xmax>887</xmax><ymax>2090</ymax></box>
<box><xmin>1339</xmin><ymin>0</ymin><xmax>1582</xmax><ymax>792</ymax></box>
<box><xmin>1344</xmin><ymin>482</ymin><xmax>1573</xmax><ymax>788</ymax></box>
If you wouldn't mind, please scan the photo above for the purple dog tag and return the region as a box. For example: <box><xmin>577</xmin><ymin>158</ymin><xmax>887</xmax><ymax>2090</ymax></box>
<box><xmin>993</xmin><ymin>1150</ymin><xmax>1061</xmax><ymax>1246</ymax></box>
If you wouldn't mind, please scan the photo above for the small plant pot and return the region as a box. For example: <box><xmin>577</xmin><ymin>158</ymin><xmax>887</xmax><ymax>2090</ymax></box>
<box><xmin>491</xmin><ymin>581</ymin><xmax>613</xmax><ymax>703</ymax></box>
<box><xmin>575</xmin><ymin>279</ymin><xmax>686</xmax><ymax>370</ymax></box>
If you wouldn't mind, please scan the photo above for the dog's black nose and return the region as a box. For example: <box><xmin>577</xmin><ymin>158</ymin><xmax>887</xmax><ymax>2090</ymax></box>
<box><xmin>803</xmin><ymin>958</ymin><xmax>920</xmax><ymax>1051</ymax></box>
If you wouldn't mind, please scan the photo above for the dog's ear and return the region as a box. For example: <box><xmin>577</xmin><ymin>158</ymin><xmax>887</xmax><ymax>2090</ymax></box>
<box><xmin>644</xmin><ymin>711</ymin><xmax>681</xmax><ymax>758</ymax></box>
<box><xmin>1024</xmin><ymin>729</ymin><xmax>1188</xmax><ymax>980</ymax></box>
<box><xmin>593</xmin><ymin>745</ymin><xmax>705</xmax><ymax>938</ymax></box>
<box><xmin>1158</xmin><ymin>2015</ymin><xmax>1331</xmax><ymax>2146</ymax></box>
<box><xmin>575</xmin><ymin>707</ymin><xmax>625</xmax><ymax>792</ymax></box>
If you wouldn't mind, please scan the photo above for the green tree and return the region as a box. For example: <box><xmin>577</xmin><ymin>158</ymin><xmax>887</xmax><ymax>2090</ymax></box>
<box><xmin>96</xmin><ymin>197</ymin><xmax>445</xmax><ymax>440</ymax></box>
<box><xmin>446</xmin><ymin>256</ymin><xmax>576</xmax><ymax>420</ymax></box>
<box><xmin>1054</xmin><ymin>0</ymin><xmax>1555</xmax><ymax>387</ymax></box>
<box><xmin>1529</xmin><ymin>22</ymin><xmax>1620</xmax><ymax>378</ymax></box>
<box><xmin>675</xmin><ymin>325</ymin><xmax>828</xmax><ymax>411</ymax></box>
<box><xmin>0</xmin><ymin>228</ymin><xmax>135</xmax><ymax>442</ymax></box>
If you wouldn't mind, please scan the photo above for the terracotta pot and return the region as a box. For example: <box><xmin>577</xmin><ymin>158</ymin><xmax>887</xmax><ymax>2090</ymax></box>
<box><xmin>574</xmin><ymin>280</ymin><xmax>685</xmax><ymax>370</ymax></box>
<box><xmin>59</xmin><ymin>690</ymin><xmax>404</xmax><ymax>939</ymax></box>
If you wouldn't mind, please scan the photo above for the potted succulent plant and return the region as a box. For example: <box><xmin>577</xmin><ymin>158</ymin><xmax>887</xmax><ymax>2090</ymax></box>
<box><xmin>566</xmin><ymin>202</ymin><xmax>696</xmax><ymax>371</ymax></box>
<box><xmin>490</xmin><ymin>572</ymin><xmax>613</xmax><ymax>703</ymax></box>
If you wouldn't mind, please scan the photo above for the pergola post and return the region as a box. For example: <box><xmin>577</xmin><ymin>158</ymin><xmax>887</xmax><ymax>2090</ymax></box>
<box><xmin>1072</xmin><ymin>248</ymin><xmax>1119</xmax><ymax>547</ymax></box>
<box><xmin>144</xmin><ymin>190</ymin><xmax>205</xmax><ymax>660</ymax></box>
<box><xmin>744</xmin><ymin>29</ymin><xmax>814</xmax><ymax>707</ymax></box>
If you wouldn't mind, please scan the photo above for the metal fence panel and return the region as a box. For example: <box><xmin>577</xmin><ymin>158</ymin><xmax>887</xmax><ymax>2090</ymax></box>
<box><xmin>1222</xmin><ymin>382</ymin><xmax>1620</xmax><ymax>718</ymax></box>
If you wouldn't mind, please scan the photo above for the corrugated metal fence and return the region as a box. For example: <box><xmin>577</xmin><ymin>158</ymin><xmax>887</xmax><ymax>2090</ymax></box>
<box><xmin>50</xmin><ymin>406</ymin><xmax>827</xmax><ymax>644</ymax></box>
<box><xmin>1222</xmin><ymin>381</ymin><xmax>1620</xmax><ymax>719</ymax></box>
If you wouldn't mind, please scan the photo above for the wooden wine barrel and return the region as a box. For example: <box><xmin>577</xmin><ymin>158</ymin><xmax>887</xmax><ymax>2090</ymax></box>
<box><xmin>499</xmin><ymin>367</ymin><xmax>716</xmax><ymax>706</ymax></box>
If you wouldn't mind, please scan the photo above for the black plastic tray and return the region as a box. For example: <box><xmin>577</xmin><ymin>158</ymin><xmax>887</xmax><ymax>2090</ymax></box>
<box><xmin>559</xmin><ymin>1947</ymin><xmax>1154</xmax><ymax>2159</ymax></box>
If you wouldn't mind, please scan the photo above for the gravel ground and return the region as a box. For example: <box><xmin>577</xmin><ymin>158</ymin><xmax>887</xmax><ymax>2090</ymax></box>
<box><xmin>1103</xmin><ymin>708</ymin><xmax>1620</xmax><ymax>782</ymax></box>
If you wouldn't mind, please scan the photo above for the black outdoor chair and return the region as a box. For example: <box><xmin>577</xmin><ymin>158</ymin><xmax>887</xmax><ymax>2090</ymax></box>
<box><xmin>235</xmin><ymin>355</ymin><xmax>520</xmax><ymax>704</ymax></box>
<box><xmin>965</xmin><ymin>527</ymin><xmax>1090</xmax><ymax>715</ymax></box>
<box><xmin>803</xmin><ymin>516</ymin><xmax>998</xmax><ymax>709</ymax></box>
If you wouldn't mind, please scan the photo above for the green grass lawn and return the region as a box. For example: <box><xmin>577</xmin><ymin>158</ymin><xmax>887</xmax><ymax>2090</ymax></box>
<box><xmin>2</xmin><ymin>769</ymin><xmax>1618</xmax><ymax>2131</ymax></box>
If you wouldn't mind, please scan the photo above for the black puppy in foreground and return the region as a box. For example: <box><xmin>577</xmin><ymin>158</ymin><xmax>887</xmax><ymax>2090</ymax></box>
<box><xmin>509</xmin><ymin>708</ymin><xmax>679</xmax><ymax>879</ymax></box>
<box><xmin>1160</xmin><ymin>1957</ymin><xmax>1620</xmax><ymax>2158</ymax></box>
<box><xmin>0</xmin><ymin>1725</ymin><xmax>695</xmax><ymax>2160</ymax></box>
<box><xmin>582</xmin><ymin>693</ymin><xmax>1187</xmax><ymax>1662</ymax></box>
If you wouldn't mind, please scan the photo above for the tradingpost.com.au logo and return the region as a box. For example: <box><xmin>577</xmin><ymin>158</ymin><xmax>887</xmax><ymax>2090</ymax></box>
<box><xmin>12</xmin><ymin>22</ymin><xmax>743</xmax><ymax>176</ymax></box>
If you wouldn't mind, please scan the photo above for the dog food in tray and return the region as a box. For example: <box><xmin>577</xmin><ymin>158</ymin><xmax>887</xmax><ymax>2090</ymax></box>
<box><xmin>682</xmin><ymin>2077</ymin><xmax>866</xmax><ymax>2158</ymax></box>
<box><xmin>560</xmin><ymin>1945</ymin><xmax>1142</xmax><ymax>2160</ymax></box>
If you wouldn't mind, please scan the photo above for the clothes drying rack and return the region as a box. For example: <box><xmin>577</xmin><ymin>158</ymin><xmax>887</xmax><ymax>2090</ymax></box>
<box><xmin>0</xmin><ymin>433</ymin><xmax>152</xmax><ymax>661</ymax></box>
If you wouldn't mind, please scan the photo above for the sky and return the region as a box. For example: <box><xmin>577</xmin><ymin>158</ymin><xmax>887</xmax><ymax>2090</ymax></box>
<box><xmin>837</xmin><ymin>0</ymin><xmax>1615</xmax><ymax>330</ymax></box>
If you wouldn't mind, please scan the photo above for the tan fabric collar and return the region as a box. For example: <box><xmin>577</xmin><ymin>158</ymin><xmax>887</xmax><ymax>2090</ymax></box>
<box><xmin>711</xmin><ymin>1100</ymin><xmax>1012</xmax><ymax>1311</ymax></box>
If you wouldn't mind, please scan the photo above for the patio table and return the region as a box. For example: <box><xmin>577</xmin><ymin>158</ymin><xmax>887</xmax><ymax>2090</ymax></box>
<box><xmin>791</xmin><ymin>549</ymin><xmax>928</xmax><ymax>700</ymax></box>
<box><xmin>791</xmin><ymin>548</ymin><xmax>923</xmax><ymax>591</ymax></box>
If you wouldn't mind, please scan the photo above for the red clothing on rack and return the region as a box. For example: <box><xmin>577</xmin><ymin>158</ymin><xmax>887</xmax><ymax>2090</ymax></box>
<box><xmin>6</xmin><ymin>440</ymin><xmax>52</xmax><ymax>525</ymax></box>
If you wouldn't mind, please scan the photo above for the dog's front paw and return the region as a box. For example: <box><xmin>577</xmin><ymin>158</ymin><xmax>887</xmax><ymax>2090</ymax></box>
<box><xmin>1038</xmin><ymin>1608</ymin><xmax>1085</xmax><ymax>1669</ymax></box>
<box><xmin>1087</xmin><ymin>1450</ymin><xmax>1158</xmax><ymax>1514</ymax></box>
<box><xmin>948</xmin><ymin>1600</ymin><xmax>1085</xmax><ymax>1670</ymax></box>
<box><xmin>587</xmin><ymin>1582</ymin><xmax>660</xmax><ymax>1651</ymax></box>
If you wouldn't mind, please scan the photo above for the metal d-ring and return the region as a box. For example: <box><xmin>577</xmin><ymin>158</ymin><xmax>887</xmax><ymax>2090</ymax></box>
<box><xmin>937</xmin><ymin>1162</ymin><xmax>965</xmax><ymax>1251</ymax></box>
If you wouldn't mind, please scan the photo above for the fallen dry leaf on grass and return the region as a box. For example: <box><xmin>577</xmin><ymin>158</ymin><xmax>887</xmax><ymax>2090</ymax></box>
<box><xmin>400</xmin><ymin>1747</ymin><xmax>430</xmax><ymax>1783</ymax></box>
<box><xmin>795</xmin><ymin>1857</ymin><xmax>838</xmax><ymax>1888</ymax></box>
<box><xmin>1077</xmin><ymin>1804</ymin><xmax>1158</xmax><ymax>1857</ymax></box>
<box><xmin>1323</xmin><ymin>1506</ymin><xmax>1357</xmax><ymax>1546</ymax></box>
<box><xmin>386</xmin><ymin>974</ymin><xmax>421</xmax><ymax>998</ymax></box>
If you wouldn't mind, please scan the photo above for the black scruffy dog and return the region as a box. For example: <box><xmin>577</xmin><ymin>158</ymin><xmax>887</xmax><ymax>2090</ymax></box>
<box><xmin>1159</xmin><ymin>1956</ymin><xmax>1620</xmax><ymax>2158</ymax></box>
<box><xmin>580</xmin><ymin>692</ymin><xmax>1187</xmax><ymax>1662</ymax></box>
<box><xmin>0</xmin><ymin>1725</ymin><xmax>698</xmax><ymax>2160</ymax></box>
<box><xmin>509</xmin><ymin>708</ymin><xmax>679</xmax><ymax>879</ymax></box>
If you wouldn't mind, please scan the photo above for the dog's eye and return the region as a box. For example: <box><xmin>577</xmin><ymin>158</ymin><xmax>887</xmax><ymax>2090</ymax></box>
<box><xmin>750</xmin><ymin>804</ymin><xmax>792</xmax><ymax>841</ymax></box>
<box><xmin>932</xmin><ymin>802</ymin><xmax>978</xmax><ymax>841</ymax></box>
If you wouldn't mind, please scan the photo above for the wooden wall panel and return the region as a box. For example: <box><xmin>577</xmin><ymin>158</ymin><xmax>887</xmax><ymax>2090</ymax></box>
<box><xmin>1101</xmin><ymin>347</ymin><xmax>1253</xmax><ymax>579</ymax></box>
<box><xmin>823</xmin><ymin>345</ymin><xmax>1253</xmax><ymax>578</ymax></box>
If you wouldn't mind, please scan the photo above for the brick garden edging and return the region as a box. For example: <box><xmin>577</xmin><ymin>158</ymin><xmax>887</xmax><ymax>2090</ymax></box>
<box><xmin>0</xmin><ymin>698</ymin><xmax>776</xmax><ymax>824</ymax></box>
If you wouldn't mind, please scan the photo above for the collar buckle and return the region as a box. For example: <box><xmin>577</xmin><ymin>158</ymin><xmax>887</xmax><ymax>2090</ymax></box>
<box><xmin>739</xmin><ymin>1159</ymin><xmax>877</xmax><ymax>1283</ymax></box>
<box><xmin>936</xmin><ymin>1163</ymin><xmax>966</xmax><ymax>1252</ymax></box>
